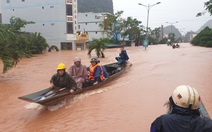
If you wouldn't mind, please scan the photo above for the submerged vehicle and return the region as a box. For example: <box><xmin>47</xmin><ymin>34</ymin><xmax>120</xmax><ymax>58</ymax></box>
<box><xmin>19</xmin><ymin>62</ymin><xmax>128</xmax><ymax>106</ymax></box>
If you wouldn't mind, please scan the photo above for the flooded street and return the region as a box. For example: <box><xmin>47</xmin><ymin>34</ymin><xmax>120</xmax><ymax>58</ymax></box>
<box><xmin>0</xmin><ymin>43</ymin><xmax>212</xmax><ymax>132</ymax></box>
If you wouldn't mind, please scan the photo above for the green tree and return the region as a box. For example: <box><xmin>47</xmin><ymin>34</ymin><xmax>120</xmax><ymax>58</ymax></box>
<box><xmin>151</xmin><ymin>27</ymin><xmax>161</xmax><ymax>43</ymax></box>
<box><xmin>122</xmin><ymin>17</ymin><xmax>141</xmax><ymax>41</ymax></box>
<box><xmin>9</xmin><ymin>16</ymin><xmax>35</xmax><ymax>31</ymax></box>
<box><xmin>99</xmin><ymin>11</ymin><xmax>124</xmax><ymax>43</ymax></box>
<box><xmin>28</xmin><ymin>32</ymin><xmax>48</xmax><ymax>54</ymax></box>
<box><xmin>0</xmin><ymin>24</ymin><xmax>23</xmax><ymax>73</ymax></box>
<box><xmin>87</xmin><ymin>38</ymin><xmax>109</xmax><ymax>58</ymax></box>
<box><xmin>197</xmin><ymin>0</ymin><xmax>212</xmax><ymax>16</ymax></box>
<box><xmin>191</xmin><ymin>27</ymin><xmax>212</xmax><ymax>47</ymax></box>
<box><xmin>0</xmin><ymin>17</ymin><xmax>48</xmax><ymax>73</ymax></box>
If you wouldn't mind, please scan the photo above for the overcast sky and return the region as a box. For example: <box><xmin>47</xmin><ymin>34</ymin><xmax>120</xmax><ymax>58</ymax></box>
<box><xmin>113</xmin><ymin>0</ymin><xmax>212</xmax><ymax>34</ymax></box>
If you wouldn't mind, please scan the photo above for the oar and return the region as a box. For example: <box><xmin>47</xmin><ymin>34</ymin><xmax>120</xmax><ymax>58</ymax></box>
<box><xmin>32</xmin><ymin>87</ymin><xmax>54</xmax><ymax>101</ymax></box>
<box><xmin>33</xmin><ymin>87</ymin><xmax>67</xmax><ymax>101</ymax></box>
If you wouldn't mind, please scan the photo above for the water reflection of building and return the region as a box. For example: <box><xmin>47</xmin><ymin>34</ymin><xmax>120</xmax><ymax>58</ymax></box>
<box><xmin>1</xmin><ymin>0</ymin><xmax>78</xmax><ymax>50</ymax></box>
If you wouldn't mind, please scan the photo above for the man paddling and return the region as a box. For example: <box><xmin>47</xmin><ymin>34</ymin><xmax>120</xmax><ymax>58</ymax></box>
<box><xmin>50</xmin><ymin>63</ymin><xmax>77</xmax><ymax>93</ymax></box>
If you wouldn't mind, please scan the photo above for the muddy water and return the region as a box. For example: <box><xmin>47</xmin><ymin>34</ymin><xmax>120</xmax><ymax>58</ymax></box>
<box><xmin>0</xmin><ymin>43</ymin><xmax>212</xmax><ymax>132</ymax></box>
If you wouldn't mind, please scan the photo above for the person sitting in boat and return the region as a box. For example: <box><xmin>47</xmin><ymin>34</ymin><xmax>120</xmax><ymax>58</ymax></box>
<box><xmin>115</xmin><ymin>46</ymin><xmax>129</xmax><ymax>65</ymax></box>
<box><xmin>68</xmin><ymin>57</ymin><xmax>88</xmax><ymax>89</ymax></box>
<box><xmin>97</xmin><ymin>59</ymin><xmax>109</xmax><ymax>79</ymax></box>
<box><xmin>84</xmin><ymin>58</ymin><xmax>104</xmax><ymax>87</ymax></box>
<box><xmin>50</xmin><ymin>63</ymin><xmax>77</xmax><ymax>93</ymax></box>
<box><xmin>150</xmin><ymin>85</ymin><xmax>212</xmax><ymax>132</ymax></box>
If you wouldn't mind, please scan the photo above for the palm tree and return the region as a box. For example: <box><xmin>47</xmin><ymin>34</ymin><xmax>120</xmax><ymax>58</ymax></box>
<box><xmin>87</xmin><ymin>38</ymin><xmax>109</xmax><ymax>58</ymax></box>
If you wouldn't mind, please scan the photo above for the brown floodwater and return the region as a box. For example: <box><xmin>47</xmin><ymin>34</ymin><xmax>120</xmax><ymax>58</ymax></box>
<box><xmin>0</xmin><ymin>43</ymin><xmax>212</xmax><ymax>132</ymax></box>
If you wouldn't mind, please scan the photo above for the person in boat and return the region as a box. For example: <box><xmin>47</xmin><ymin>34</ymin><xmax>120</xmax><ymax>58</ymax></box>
<box><xmin>68</xmin><ymin>57</ymin><xmax>88</xmax><ymax>89</ymax></box>
<box><xmin>50</xmin><ymin>63</ymin><xmax>77</xmax><ymax>93</ymax></box>
<box><xmin>84</xmin><ymin>58</ymin><xmax>104</xmax><ymax>87</ymax></box>
<box><xmin>115</xmin><ymin>46</ymin><xmax>129</xmax><ymax>65</ymax></box>
<box><xmin>97</xmin><ymin>59</ymin><xmax>109</xmax><ymax>79</ymax></box>
<box><xmin>150</xmin><ymin>85</ymin><xmax>212</xmax><ymax>132</ymax></box>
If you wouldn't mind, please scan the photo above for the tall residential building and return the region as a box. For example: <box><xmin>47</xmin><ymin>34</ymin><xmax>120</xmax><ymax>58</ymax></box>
<box><xmin>77</xmin><ymin>12</ymin><xmax>108</xmax><ymax>40</ymax></box>
<box><xmin>1</xmin><ymin>0</ymin><xmax>78</xmax><ymax>50</ymax></box>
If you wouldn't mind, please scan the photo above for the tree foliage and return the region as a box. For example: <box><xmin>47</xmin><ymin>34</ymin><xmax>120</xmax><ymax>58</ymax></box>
<box><xmin>197</xmin><ymin>0</ymin><xmax>212</xmax><ymax>16</ymax></box>
<box><xmin>99</xmin><ymin>11</ymin><xmax>124</xmax><ymax>42</ymax></box>
<box><xmin>9</xmin><ymin>16</ymin><xmax>35</xmax><ymax>31</ymax></box>
<box><xmin>0</xmin><ymin>17</ymin><xmax>48</xmax><ymax>73</ymax></box>
<box><xmin>87</xmin><ymin>38</ymin><xmax>109</xmax><ymax>58</ymax></box>
<box><xmin>191</xmin><ymin>27</ymin><xmax>212</xmax><ymax>47</ymax></box>
<box><xmin>0</xmin><ymin>25</ymin><xmax>23</xmax><ymax>73</ymax></box>
<box><xmin>122</xmin><ymin>17</ymin><xmax>141</xmax><ymax>41</ymax></box>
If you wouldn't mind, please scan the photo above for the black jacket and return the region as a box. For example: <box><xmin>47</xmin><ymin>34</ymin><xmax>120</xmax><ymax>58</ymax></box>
<box><xmin>50</xmin><ymin>72</ymin><xmax>77</xmax><ymax>90</ymax></box>
<box><xmin>151</xmin><ymin>107</ymin><xmax>212</xmax><ymax>132</ymax></box>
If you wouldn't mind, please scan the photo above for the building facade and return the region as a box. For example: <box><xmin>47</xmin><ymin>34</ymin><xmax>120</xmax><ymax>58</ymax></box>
<box><xmin>1</xmin><ymin>0</ymin><xmax>78</xmax><ymax>50</ymax></box>
<box><xmin>77</xmin><ymin>12</ymin><xmax>108</xmax><ymax>41</ymax></box>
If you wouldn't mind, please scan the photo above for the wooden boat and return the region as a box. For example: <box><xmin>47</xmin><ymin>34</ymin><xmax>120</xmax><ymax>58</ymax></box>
<box><xmin>19</xmin><ymin>62</ymin><xmax>128</xmax><ymax>106</ymax></box>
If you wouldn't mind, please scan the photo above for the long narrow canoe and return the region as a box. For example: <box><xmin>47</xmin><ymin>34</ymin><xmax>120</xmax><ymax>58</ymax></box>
<box><xmin>19</xmin><ymin>62</ymin><xmax>128</xmax><ymax>106</ymax></box>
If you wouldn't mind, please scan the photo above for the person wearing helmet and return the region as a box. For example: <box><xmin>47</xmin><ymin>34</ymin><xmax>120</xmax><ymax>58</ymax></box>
<box><xmin>115</xmin><ymin>46</ymin><xmax>129</xmax><ymax>65</ymax></box>
<box><xmin>150</xmin><ymin>85</ymin><xmax>212</xmax><ymax>132</ymax></box>
<box><xmin>50</xmin><ymin>63</ymin><xmax>77</xmax><ymax>93</ymax></box>
<box><xmin>84</xmin><ymin>58</ymin><xmax>104</xmax><ymax>87</ymax></box>
<box><xmin>68</xmin><ymin>57</ymin><xmax>88</xmax><ymax>89</ymax></box>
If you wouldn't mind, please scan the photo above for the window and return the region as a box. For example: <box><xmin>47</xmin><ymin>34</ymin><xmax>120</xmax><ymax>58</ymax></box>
<box><xmin>7</xmin><ymin>0</ymin><xmax>10</xmax><ymax>3</ymax></box>
<box><xmin>51</xmin><ymin>23</ymin><xmax>55</xmax><ymax>26</ymax></box>
<box><xmin>67</xmin><ymin>22</ymin><xmax>73</xmax><ymax>34</ymax></box>
<box><xmin>67</xmin><ymin>0</ymin><xmax>72</xmax><ymax>4</ymax></box>
<box><xmin>66</xmin><ymin>5</ymin><xmax>72</xmax><ymax>15</ymax></box>
<box><xmin>96</xmin><ymin>32</ymin><xmax>98</xmax><ymax>34</ymax></box>
<box><xmin>42</xmin><ymin>6</ymin><xmax>44</xmax><ymax>9</ymax></box>
<box><xmin>85</xmin><ymin>14</ymin><xmax>87</xmax><ymax>17</ymax></box>
<box><xmin>67</xmin><ymin>16</ymin><xmax>72</xmax><ymax>22</ymax></box>
<box><xmin>85</xmin><ymin>23</ymin><xmax>87</xmax><ymax>25</ymax></box>
<box><xmin>22</xmin><ymin>0</ymin><xmax>25</xmax><ymax>2</ymax></box>
<box><xmin>43</xmin><ymin>24</ymin><xmax>45</xmax><ymax>26</ymax></box>
<box><xmin>78</xmin><ymin>25</ymin><xmax>80</xmax><ymax>29</ymax></box>
<box><xmin>50</xmin><ymin>6</ymin><xmax>54</xmax><ymax>8</ymax></box>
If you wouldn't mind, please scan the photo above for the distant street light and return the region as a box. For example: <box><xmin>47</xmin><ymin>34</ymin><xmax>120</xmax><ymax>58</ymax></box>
<box><xmin>138</xmin><ymin>2</ymin><xmax>161</xmax><ymax>40</ymax></box>
<box><xmin>166</xmin><ymin>21</ymin><xmax>178</xmax><ymax>34</ymax></box>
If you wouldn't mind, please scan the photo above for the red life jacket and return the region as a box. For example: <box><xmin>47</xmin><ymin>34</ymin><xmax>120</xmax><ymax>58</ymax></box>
<box><xmin>88</xmin><ymin>64</ymin><xmax>104</xmax><ymax>81</ymax></box>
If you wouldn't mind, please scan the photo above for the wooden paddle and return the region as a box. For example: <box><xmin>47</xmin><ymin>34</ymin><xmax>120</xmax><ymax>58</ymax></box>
<box><xmin>33</xmin><ymin>87</ymin><xmax>67</xmax><ymax>101</ymax></box>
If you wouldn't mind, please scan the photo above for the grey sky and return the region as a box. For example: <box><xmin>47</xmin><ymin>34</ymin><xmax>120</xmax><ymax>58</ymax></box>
<box><xmin>113</xmin><ymin>0</ymin><xmax>212</xmax><ymax>34</ymax></box>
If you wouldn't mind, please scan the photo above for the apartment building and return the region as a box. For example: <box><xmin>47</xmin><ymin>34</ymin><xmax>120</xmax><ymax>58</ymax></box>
<box><xmin>77</xmin><ymin>12</ymin><xmax>108</xmax><ymax>41</ymax></box>
<box><xmin>1</xmin><ymin>0</ymin><xmax>78</xmax><ymax>50</ymax></box>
